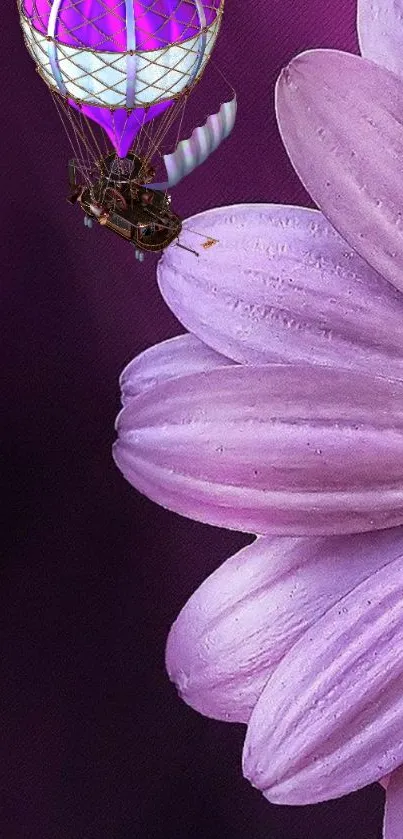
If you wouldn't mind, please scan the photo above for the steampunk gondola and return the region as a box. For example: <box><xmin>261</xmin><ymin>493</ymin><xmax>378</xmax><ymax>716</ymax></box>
<box><xmin>68</xmin><ymin>152</ymin><xmax>182</xmax><ymax>259</ymax></box>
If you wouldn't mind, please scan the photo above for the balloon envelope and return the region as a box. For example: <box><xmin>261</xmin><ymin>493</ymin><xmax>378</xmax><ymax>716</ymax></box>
<box><xmin>20</xmin><ymin>0</ymin><xmax>223</xmax><ymax>155</ymax></box>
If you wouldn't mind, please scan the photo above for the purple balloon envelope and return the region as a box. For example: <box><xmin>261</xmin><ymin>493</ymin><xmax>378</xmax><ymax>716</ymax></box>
<box><xmin>20</xmin><ymin>0</ymin><xmax>222</xmax><ymax>156</ymax></box>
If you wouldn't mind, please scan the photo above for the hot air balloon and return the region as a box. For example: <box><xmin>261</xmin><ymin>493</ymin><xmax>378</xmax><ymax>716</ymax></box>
<box><xmin>18</xmin><ymin>0</ymin><xmax>236</xmax><ymax>257</ymax></box>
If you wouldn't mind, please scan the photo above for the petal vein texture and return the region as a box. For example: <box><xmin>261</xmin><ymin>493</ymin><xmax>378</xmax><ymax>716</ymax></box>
<box><xmin>158</xmin><ymin>204</ymin><xmax>403</xmax><ymax>378</ymax></box>
<box><xmin>275</xmin><ymin>48</ymin><xmax>403</xmax><ymax>295</ymax></box>
<box><xmin>166</xmin><ymin>528</ymin><xmax>403</xmax><ymax>722</ymax></box>
<box><xmin>243</xmin><ymin>551</ymin><xmax>403</xmax><ymax>804</ymax></box>
<box><xmin>114</xmin><ymin>361</ymin><xmax>403</xmax><ymax>535</ymax></box>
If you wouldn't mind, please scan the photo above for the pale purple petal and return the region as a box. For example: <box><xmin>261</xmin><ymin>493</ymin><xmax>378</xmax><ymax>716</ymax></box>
<box><xmin>358</xmin><ymin>0</ymin><xmax>403</xmax><ymax>80</ymax></box>
<box><xmin>158</xmin><ymin>203</ymin><xmax>403</xmax><ymax>378</ymax></box>
<box><xmin>275</xmin><ymin>49</ymin><xmax>403</xmax><ymax>294</ymax></box>
<box><xmin>120</xmin><ymin>333</ymin><xmax>234</xmax><ymax>405</ymax></box>
<box><xmin>114</xmin><ymin>362</ymin><xmax>403</xmax><ymax>535</ymax></box>
<box><xmin>243</xmin><ymin>549</ymin><xmax>403</xmax><ymax>804</ymax></box>
<box><xmin>384</xmin><ymin>766</ymin><xmax>403</xmax><ymax>839</ymax></box>
<box><xmin>166</xmin><ymin>528</ymin><xmax>403</xmax><ymax>723</ymax></box>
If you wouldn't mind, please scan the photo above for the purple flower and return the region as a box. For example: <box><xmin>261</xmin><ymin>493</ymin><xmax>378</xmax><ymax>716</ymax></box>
<box><xmin>113</xmin><ymin>1</ymin><xmax>403</xmax><ymax>834</ymax></box>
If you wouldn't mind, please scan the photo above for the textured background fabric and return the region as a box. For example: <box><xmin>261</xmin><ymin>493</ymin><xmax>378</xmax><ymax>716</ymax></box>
<box><xmin>3</xmin><ymin>1</ymin><xmax>385</xmax><ymax>837</ymax></box>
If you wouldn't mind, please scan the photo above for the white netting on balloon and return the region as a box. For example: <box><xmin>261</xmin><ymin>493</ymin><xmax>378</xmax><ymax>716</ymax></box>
<box><xmin>19</xmin><ymin>0</ymin><xmax>224</xmax><ymax>108</ymax></box>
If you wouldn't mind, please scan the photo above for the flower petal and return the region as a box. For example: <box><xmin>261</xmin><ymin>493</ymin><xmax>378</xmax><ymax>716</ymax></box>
<box><xmin>166</xmin><ymin>528</ymin><xmax>403</xmax><ymax>723</ymax></box>
<box><xmin>384</xmin><ymin>766</ymin><xmax>403</xmax><ymax>839</ymax></box>
<box><xmin>158</xmin><ymin>204</ymin><xmax>403</xmax><ymax>378</ymax></box>
<box><xmin>113</xmin><ymin>361</ymin><xmax>403</xmax><ymax>535</ymax></box>
<box><xmin>243</xmin><ymin>548</ymin><xmax>403</xmax><ymax>804</ymax></box>
<box><xmin>275</xmin><ymin>49</ymin><xmax>403</xmax><ymax>294</ymax></box>
<box><xmin>120</xmin><ymin>333</ymin><xmax>234</xmax><ymax>405</ymax></box>
<box><xmin>358</xmin><ymin>0</ymin><xmax>403</xmax><ymax>80</ymax></box>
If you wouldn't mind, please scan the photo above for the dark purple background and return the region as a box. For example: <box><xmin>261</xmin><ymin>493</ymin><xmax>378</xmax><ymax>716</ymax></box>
<box><xmin>3</xmin><ymin>1</ymin><xmax>384</xmax><ymax>837</ymax></box>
